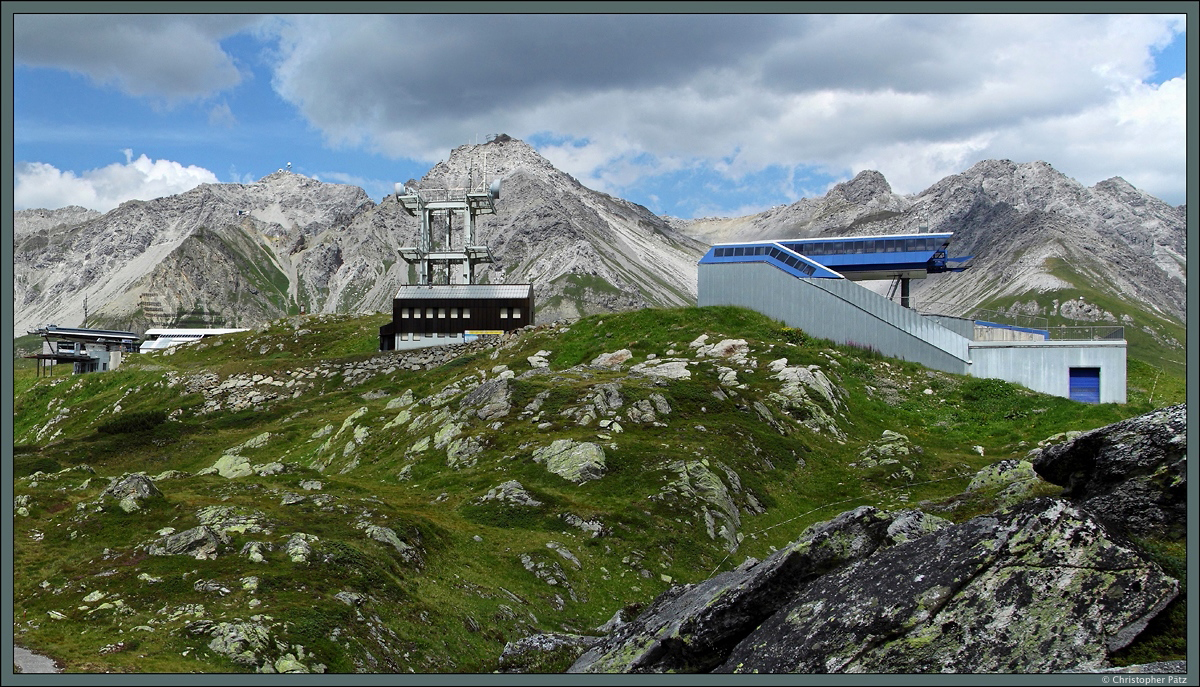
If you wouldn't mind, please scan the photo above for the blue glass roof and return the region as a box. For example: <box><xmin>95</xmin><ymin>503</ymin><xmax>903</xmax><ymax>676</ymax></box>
<box><xmin>699</xmin><ymin>233</ymin><xmax>968</xmax><ymax>280</ymax></box>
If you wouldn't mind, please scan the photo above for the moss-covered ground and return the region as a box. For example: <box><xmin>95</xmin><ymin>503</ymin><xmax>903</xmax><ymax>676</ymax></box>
<box><xmin>11</xmin><ymin>306</ymin><xmax>1185</xmax><ymax>673</ymax></box>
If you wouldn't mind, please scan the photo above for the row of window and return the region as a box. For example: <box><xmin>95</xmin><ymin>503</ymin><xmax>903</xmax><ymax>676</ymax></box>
<box><xmin>786</xmin><ymin>237</ymin><xmax>943</xmax><ymax>256</ymax></box>
<box><xmin>710</xmin><ymin>245</ymin><xmax>817</xmax><ymax>276</ymax></box>
<box><xmin>398</xmin><ymin>332</ymin><xmax>461</xmax><ymax>341</ymax></box>
<box><xmin>398</xmin><ymin>307</ymin><xmax>524</xmax><ymax>319</ymax></box>
<box><xmin>401</xmin><ymin>307</ymin><xmax>471</xmax><ymax>319</ymax></box>
<box><xmin>713</xmin><ymin>237</ymin><xmax>943</xmax><ymax>259</ymax></box>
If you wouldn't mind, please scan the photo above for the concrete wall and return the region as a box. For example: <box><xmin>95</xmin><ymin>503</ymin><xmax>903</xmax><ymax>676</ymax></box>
<box><xmin>699</xmin><ymin>262</ymin><xmax>971</xmax><ymax>374</ymax></box>
<box><xmin>968</xmin><ymin>341</ymin><xmax>1127</xmax><ymax>403</ymax></box>
<box><xmin>972</xmin><ymin>324</ymin><xmax>1048</xmax><ymax>342</ymax></box>
<box><xmin>922</xmin><ymin>315</ymin><xmax>975</xmax><ymax>339</ymax></box>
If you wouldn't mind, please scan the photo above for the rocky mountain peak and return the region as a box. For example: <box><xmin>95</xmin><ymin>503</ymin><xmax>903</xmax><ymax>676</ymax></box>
<box><xmin>426</xmin><ymin>135</ymin><xmax>562</xmax><ymax>189</ymax></box>
<box><xmin>13</xmin><ymin>205</ymin><xmax>102</xmax><ymax>240</ymax></box>
<box><xmin>831</xmin><ymin>169</ymin><xmax>894</xmax><ymax>204</ymax></box>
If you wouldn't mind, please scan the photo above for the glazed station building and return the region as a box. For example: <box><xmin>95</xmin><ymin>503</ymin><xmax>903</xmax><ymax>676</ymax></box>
<box><xmin>379</xmin><ymin>175</ymin><xmax>534</xmax><ymax>351</ymax></box>
<box><xmin>698</xmin><ymin>232</ymin><xmax>1126</xmax><ymax>403</ymax></box>
<box><xmin>25</xmin><ymin>325</ymin><xmax>140</xmax><ymax>376</ymax></box>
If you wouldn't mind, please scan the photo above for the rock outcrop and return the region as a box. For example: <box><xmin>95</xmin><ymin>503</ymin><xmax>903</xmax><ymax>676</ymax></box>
<box><xmin>1032</xmin><ymin>403</ymin><xmax>1186</xmax><ymax>539</ymax></box>
<box><xmin>571</xmin><ymin>405</ymin><xmax>1185</xmax><ymax>674</ymax></box>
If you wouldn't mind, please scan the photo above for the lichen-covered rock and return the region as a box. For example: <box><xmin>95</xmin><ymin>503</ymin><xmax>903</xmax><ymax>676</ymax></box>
<box><xmin>203</xmin><ymin>621</ymin><xmax>272</xmax><ymax>666</ymax></box>
<box><xmin>102</xmin><ymin>474</ymin><xmax>163</xmax><ymax>512</ymax></box>
<box><xmin>631</xmin><ymin>360</ymin><xmax>691</xmax><ymax>380</ymax></box>
<box><xmin>499</xmin><ymin>633</ymin><xmax>601</xmax><ymax>673</ymax></box>
<box><xmin>591</xmin><ymin>349</ymin><xmax>633</xmax><ymax>368</ymax></box>
<box><xmin>1033</xmin><ymin>404</ymin><xmax>1186</xmax><ymax>539</ymax></box>
<box><xmin>446</xmin><ymin>435</ymin><xmax>485</xmax><ymax>469</ymax></box>
<box><xmin>967</xmin><ymin>459</ymin><xmax>1047</xmax><ymax>508</ymax></box>
<box><xmin>240</xmin><ymin>541</ymin><xmax>273</xmax><ymax>563</ymax></box>
<box><xmin>148</xmin><ymin>526</ymin><xmax>229</xmax><ymax>559</ymax></box>
<box><xmin>570</xmin><ymin>506</ymin><xmax>900</xmax><ymax>673</ymax></box>
<box><xmin>693</xmin><ymin>338</ymin><xmax>749</xmax><ymax>362</ymax></box>
<box><xmin>385</xmin><ymin>389</ymin><xmax>415</xmax><ymax>410</ymax></box>
<box><xmin>766</xmin><ymin>359</ymin><xmax>844</xmax><ymax>439</ymax></box>
<box><xmin>883</xmin><ymin>509</ymin><xmax>952</xmax><ymax>544</ymax></box>
<box><xmin>204</xmin><ymin>453</ymin><xmax>255</xmax><ymax>479</ymax></box>
<box><xmin>196</xmin><ymin>505</ymin><xmax>270</xmax><ymax>536</ymax></box>
<box><xmin>459</xmin><ymin>378</ymin><xmax>512</xmax><ymax>421</ymax></box>
<box><xmin>715</xmin><ymin>498</ymin><xmax>1179</xmax><ymax>674</ymax></box>
<box><xmin>254</xmin><ymin>461</ymin><xmax>287</xmax><ymax>476</ymax></box>
<box><xmin>360</xmin><ymin>524</ymin><xmax>418</xmax><ymax>563</ymax></box>
<box><xmin>532</xmin><ymin>440</ymin><xmax>607</xmax><ymax>484</ymax></box>
<box><xmin>480</xmin><ymin>481</ymin><xmax>543</xmax><ymax>507</ymax></box>
<box><xmin>651</xmin><ymin>461</ymin><xmax>741</xmax><ymax>552</ymax></box>
<box><xmin>284</xmin><ymin>533</ymin><xmax>319</xmax><ymax>563</ymax></box>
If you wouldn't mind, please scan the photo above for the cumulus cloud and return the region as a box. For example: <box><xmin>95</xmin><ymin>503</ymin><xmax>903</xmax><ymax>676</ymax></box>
<box><xmin>14</xmin><ymin>151</ymin><xmax>220</xmax><ymax>212</ymax></box>
<box><xmin>261</xmin><ymin>13</ymin><xmax>1185</xmax><ymax>206</ymax></box>
<box><xmin>14</xmin><ymin>15</ymin><xmax>261</xmax><ymax>101</ymax></box>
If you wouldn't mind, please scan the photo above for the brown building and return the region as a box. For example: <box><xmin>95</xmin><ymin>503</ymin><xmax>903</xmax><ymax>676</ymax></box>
<box><xmin>379</xmin><ymin>284</ymin><xmax>534</xmax><ymax>351</ymax></box>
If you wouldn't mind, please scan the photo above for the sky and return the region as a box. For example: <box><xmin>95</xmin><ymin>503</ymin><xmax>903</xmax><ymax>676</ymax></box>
<box><xmin>10</xmin><ymin>11</ymin><xmax>1190</xmax><ymax>219</ymax></box>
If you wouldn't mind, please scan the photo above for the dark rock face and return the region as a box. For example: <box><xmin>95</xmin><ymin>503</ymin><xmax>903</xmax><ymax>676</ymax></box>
<box><xmin>715</xmin><ymin>498</ymin><xmax>1177</xmax><ymax>673</ymax></box>
<box><xmin>1033</xmin><ymin>404</ymin><xmax>1186</xmax><ymax>539</ymax></box>
<box><xmin>571</xmin><ymin>406</ymin><xmax>1185</xmax><ymax>674</ymax></box>
<box><xmin>570</xmin><ymin>506</ymin><xmax>944</xmax><ymax>673</ymax></box>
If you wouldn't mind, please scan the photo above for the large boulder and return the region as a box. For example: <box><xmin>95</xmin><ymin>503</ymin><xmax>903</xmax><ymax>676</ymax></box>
<box><xmin>148</xmin><ymin>526</ymin><xmax>230</xmax><ymax>559</ymax></box>
<box><xmin>532</xmin><ymin>440</ymin><xmax>607</xmax><ymax>484</ymax></box>
<box><xmin>570</xmin><ymin>506</ymin><xmax>930</xmax><ymax>673</ymax></box>
<box><xmin>715</xmin><ymin>498</ymin><xmax>1178</xmax><ymax>673</ymax></box>
<box><xmin>1033</xmin><ymin>404</ymin><xmax>1186</xmax><ymax>539</ymax></box>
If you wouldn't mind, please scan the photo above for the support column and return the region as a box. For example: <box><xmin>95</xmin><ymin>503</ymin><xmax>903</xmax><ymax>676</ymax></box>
<box><xmin>901</xmin><ymin>278</ymin><xmax>911</xmax><ymax>309</ymax></box>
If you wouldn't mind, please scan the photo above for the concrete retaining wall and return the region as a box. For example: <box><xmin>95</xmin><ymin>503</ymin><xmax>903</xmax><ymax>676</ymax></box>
<box><xmin>968</xmin><ymin>340</ymin><xmax>1127</xmax><ymax>403</ymax></box>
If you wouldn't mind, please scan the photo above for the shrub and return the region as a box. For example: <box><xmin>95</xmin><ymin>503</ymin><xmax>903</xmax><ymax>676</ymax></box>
<box><xmin>97</xmin><ymin>410</ymin><xmax>167</xmax><ymax>435</ymax></box>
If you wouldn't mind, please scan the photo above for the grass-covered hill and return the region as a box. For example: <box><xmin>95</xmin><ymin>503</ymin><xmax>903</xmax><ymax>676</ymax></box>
<box><xmin>11</xmin><ymin>306</ymin><xmax>1185</xmax><ymax>673</ymax></box>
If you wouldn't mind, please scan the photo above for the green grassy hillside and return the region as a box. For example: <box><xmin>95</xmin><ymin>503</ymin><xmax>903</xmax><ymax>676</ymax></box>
<box><xmin>11</xmin><ymin>307</ymin><xmax>1183</xmax><ymax>673</ymax></box>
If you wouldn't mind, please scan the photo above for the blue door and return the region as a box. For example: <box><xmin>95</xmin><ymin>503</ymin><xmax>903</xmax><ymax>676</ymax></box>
<box><xmin>1069</xmin><ymin>367</ymin><xmax>1101</xmax><ymax>403</ymax></box>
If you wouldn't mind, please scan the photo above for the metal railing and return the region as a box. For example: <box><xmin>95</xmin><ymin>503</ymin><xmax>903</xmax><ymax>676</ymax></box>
<box><xmin>912</xmin><ymin>301</ymin><xmax>1123</xmax><ymax>341</ymax></box>
<box><xmin>1046</xmin><ymin>325</ymin><xmax>1125</xmax><ymax>341</ymax></box>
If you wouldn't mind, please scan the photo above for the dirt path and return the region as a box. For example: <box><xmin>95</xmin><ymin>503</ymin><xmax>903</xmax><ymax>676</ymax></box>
<box><xmin>14</xmin><ymin>645</ymin><xmax>61</xmax><ymax>673</ymax></box>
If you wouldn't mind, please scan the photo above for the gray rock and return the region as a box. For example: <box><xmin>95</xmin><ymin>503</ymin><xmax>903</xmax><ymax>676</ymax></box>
<box><xmin>591</xmin><ymin>349</ymin><xmax>632</xmax><ymax>368</ymax></box>
<box><xmin>498</xmin><ymin>633</ymin><xmax>601</xmax><ymax>673</ymax></box>
<box><xmin>285</xmin><ymin>533</ymin><xmax>319</xmax><ymax>563</ymax></box>
<box><xmin>1034</xmin><ymin>404</ymin><xmax>1186</xmax><ymax>539</ymax></box>
<box><xmin>102</xmin><ymin>474</ymin><xmax>163</xmax><ymax>512</ymax></box>
<box><xmin>715</xmin><ymin>498</ymin><xmax>1178</xmax><ymax>674</ymax></box>
<box><xmin>532</xmin><ymin>440</ymin><xmax>607</xmax><ymax>484</ymax></box>
<box><xmin>362</xmin><ymin>524</ymin><xmax>417</xmax><ymax>562</ymax></box>
<box><xmin>966</xmin><ymin>459</ymin><xmax>1047</xmax><ymax>508</ymax></box>
<box><xmin>460</xmin><ymin>378</ymin><xmax>512</xmax><ymax>421</ymax></box>
<box><xmin>254</xmin><ymin>462</ymin><xmax>286</xmax><ymax>476</ymax></box>
<box><xmin>148</xmin><ymin>526</ymin><xmax>229</xmax><ymax>559</ymax></box>
<box><xmin>480</xmin><ymin>481</ymin><xmax>543</xmax><ymax>508</ymax></box>
<box><xmin>651</xmin><ymin>461</ymin><xmax>741</xmax><ymax>552</ymax></box>
<box><xmin>240</xmin><ymin>541</ymin><xmax>273</xmax><ymax>563</ymax></box>
<box><xmin>446</xmin><ymin>435</ymin><xmax>485</xmax><ymax>469</ymax></box>
<box><xmin>204</xmin><ymin>621</ymin><xmax>272</xmax><ymax>666</ymax></box>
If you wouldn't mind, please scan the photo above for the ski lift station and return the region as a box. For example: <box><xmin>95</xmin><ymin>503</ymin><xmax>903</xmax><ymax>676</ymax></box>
<box><xmin>379</xmin><ymin>173</ymin><xmax>534</xmax><ymax>351</ymax></box>
<box><xmin>25</xmin><ymin>326</ymin><xmax>252</xmax><ymax>376</ymax></box>
<box><xmin>25</xmin><ymin>325</ymin><xmax>139</xmax><ymax>376</ymax></box>
<box><xmin>698</xmin><ymin>232</ymin><xmax>1126</xmax><ymax>403</ymax></box>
